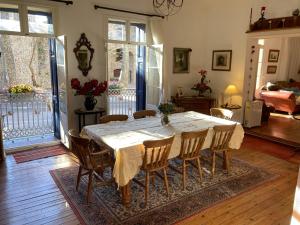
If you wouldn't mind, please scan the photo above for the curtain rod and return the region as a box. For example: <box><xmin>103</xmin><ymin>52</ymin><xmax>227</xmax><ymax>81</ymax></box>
<box><xmin>48</xmin><ymin>0</ymin><xmax>73</xmax><ymax>5</ymax></box>
<box><xmin>94</xmin><ymin>5</ymin><xmax>164</xmax><ymax>19</ymax></box>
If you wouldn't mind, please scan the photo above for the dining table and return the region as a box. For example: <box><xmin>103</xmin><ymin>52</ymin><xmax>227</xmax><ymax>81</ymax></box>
<box><xmin>80</xmin><ymin>111</ymin><xmax>245</xmax><ymax>206</ymax></box>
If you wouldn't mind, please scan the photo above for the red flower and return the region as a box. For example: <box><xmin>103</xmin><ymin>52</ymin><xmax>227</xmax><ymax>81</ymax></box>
<box><xmin>71</xmin><ymin>78</ymin><xmax>81</xmax><ymax>90</ymax></box>
<box><xmin>91</xmin><ymin>79</ymin><xmax>98</xmax><ymax>87</ymax></box>
<box><xmin>261</xmin><ymin>6</ymin><xmax>266</xmax><ymax>11</ymax></box>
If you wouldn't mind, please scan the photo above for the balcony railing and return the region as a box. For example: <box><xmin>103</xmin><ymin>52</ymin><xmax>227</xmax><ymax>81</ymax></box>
<box><xmin>108</xmin><ymin>88</ymin><xmax>136</xmax><ymax>116</ymax></box>
<box><xmin>0</xmin><ymin>91</ymin><xmax>54</xmax><ymax>140</ymax></box>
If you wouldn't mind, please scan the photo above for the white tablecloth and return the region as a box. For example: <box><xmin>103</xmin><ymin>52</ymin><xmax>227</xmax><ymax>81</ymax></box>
<box><xmin>81</xmin><ymin>111</ymin><xmax>244</xmax><ymax>187</ymax></box>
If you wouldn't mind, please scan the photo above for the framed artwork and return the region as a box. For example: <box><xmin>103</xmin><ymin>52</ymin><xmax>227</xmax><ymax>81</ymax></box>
<box><xmin>176</xmin><ymin>86</ymin><xmax>184</xmax><ymax>97</ymax></box>
<box><xmin>268</xmin><ymin>50</ymin><xmax>280</xmax><ymax>62</ymax></box>
<box><xmin>173</xmin><ymin>48</ymin><xmax>192</xmax><ymax>73</ymax></box>
<box><xmin>267</xmin><ymin>65</ymin><xmax>277</xmax><ymax>74</ymax></box>
<box><xmin>212</xmin><ymin>50</ymin><xmax>232</xmax><ymax>71</ymax></box>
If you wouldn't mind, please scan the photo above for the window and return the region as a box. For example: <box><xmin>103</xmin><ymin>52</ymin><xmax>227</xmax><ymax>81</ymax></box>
<box><xmin>107</xmin><ymin>18</ymin><xmax>146</xmax><ymax>44</ymax></box>
<box><xmin>0</xmin><ymin>3</ymin><xmax>21</xmax><ymax>32</ymax></box>
<box><xmin>28</xmin><ymin>7</ymin><xmax>54</xmax><ymax>34</ymax></box>
<box><xmin>130</xmin><ymin>23</ymin><xmax>146</xmax><ymax>43</ymax></box>
<box><xmin>108</xmin><ymin>19</ymin><xmax>126</xmax><ymax>41</ymax></box>
<box><xmin>0</xmin><ymin>3</ymin><xmax>55</xmax><ymax>36</ymax></box>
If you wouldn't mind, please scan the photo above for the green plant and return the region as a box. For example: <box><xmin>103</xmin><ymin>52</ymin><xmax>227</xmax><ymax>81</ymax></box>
<box><xmin>8</xmin><ymin>84</ymin><xmax>33</xmax><ymax>94</ymax></box>
<box><xmin>158</xmin><ymin>102</ymin><xmax>174</xmax><ymax>115</ymax></box>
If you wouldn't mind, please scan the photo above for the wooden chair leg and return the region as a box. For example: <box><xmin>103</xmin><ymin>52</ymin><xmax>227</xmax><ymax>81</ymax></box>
<box><xmin>222</xmin><ymin>151</ymin><xmax>227</xmax><ymax>170</ymax></box>
<box><xmin>163</xmin><ymin>168</ymin><xmax>170</xmax><ymax>197</ymax></box>
<box><xmin>76</xmin><ymin>166</ymin><xmax>82</xmax><ymax>191</ymax></box>
<box><xmin>151</xmin><ymin>172</ymin><xmax>155</xmax><ymax>187</ymax></box>
<box><xmin>145</xmin><ymin>171</ymin><xmax>150</xmax><ymax>206</ymax></box>
<box><xmin>211</xmin><ymin>151</ymin><xmax>216</xmax><ymax>177</ymax></box>
<box><xmin>86</xmin><ymin>170</ymin><xmax>93</xmax><ymax>203</ymax></box>
<box><xmin>225</xmin><ymin>150</ymin><xmax>230</xmax><ymax>174</ymax></box>
<box><xmin>182</xmin><ymin>160</ymin><xmax>186</xmax><ymax>190</ymax></box>
<box><xmin>196</xmin><ymin>158</ymin><xmax>203</xmax><ymax>181</ymax></box>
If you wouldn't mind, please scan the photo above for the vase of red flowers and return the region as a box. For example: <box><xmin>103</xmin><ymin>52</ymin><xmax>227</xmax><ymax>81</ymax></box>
<box><xmin>191</xmin><ymin>69</ymin><xmax>212</xmax><ymax>97</ymax></box>
<box><xmin>71</xmin><ymin>78</ymin><xmax>108</xmax><ymax>111</ymax></box>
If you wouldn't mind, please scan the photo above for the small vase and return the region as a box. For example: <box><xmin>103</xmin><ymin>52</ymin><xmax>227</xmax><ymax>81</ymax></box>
<box><xmin>161</xmin><ymin>114</ymin><xmax>170</xmax><ymax>126</ymax></box>
<box><xmin>84</xmin><ymin>96</ymin><xmax>97</xmax><ymax>111</ymax></box>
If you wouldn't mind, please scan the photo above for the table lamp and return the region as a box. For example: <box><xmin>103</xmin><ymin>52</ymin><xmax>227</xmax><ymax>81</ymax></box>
<box><xmin>224</xmin><ymin>84</ymin><xmax>239</xmax><ymax>106</ymax></box>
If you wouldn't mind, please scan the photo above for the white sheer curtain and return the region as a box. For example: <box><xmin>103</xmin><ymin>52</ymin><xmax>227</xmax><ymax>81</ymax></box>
<box><xmin>287</xmin><ymin>37</ymin><xmax>300</xmax><ymax>81</ymax></box>
<box><xmin>149</xmin><ymin>17</ymin><xmax>167</xmax><ymax>103</ymax></box>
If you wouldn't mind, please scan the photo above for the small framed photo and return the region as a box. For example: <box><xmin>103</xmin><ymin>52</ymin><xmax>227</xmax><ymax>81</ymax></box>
<box><xmin>176</xmin><ymin>86</ymin><xmax>184</xmax><ymax>97</ymax></box>
<box><xmin>268</xmin><ymin>50</ymin><xmax>280</xmax><ymax>62</ymax></box>
<box><xmin>267</xmin><ymin>65</ymin><xmax>277</xmax><ymax>74</ymax></box>
<box><xmin>173</xmin><ymin>48</ymin><xmax>192</xmax><ymax>73</ymax></box>
<box><xmin>212</xmin><ymin>50</ymin><xmax>232</xmax><ymax>71</ymax></box>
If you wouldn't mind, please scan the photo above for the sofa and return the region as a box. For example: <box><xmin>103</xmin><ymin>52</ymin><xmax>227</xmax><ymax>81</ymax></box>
<box><xmin>260</xmin><ymin>81</ymin><xmax>300</xmax><ymax>114</ymax></box>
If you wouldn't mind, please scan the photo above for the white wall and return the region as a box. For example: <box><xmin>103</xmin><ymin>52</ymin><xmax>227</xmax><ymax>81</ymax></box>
<box><xmin>162</xmin><ymin>0</ymin><xmax>300</xmax><ymax>105</ymax></box>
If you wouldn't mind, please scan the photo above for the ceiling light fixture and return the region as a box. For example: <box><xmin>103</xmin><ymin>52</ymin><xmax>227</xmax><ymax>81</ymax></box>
<box><xmin>153</xmin><ymin>0</ymin><xmax>183</xmax><ymax>17</ymax></box>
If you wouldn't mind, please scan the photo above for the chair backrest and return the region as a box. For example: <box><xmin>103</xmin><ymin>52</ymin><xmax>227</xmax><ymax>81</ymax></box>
<box><xmin>99</xmin><ymin>114</ymin><xmax>128</xmax><ymax>124</ymax></box>
<box><xmin>210</xmin><ymin>108</ymin><xmax>233</xmax><ymax>120</ymax></box>
<box><xmin>210</xmin><ymin>124</ymin><xmax>236</xmax><ymax>151</ymax></box>
<box><xmin>68</xmin><ymin>129</ymin><xmax>92</xmax><ymax>169</ymax></box>
<box><xmin>180</xmin><ymin>129</ymin><xmax>208</xmax><ymax>159</ymax></box>
<box><xmin>142</xmin><ymin>136</ymin><xmax>175</xmax><ymax>170</ymax></box>
<box><xmin>133</xmin><ymin>110</ymin><xmax>157</xmax><ymax>119</ymax></box>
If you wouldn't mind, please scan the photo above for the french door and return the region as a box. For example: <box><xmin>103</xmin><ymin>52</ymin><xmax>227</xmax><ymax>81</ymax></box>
<box><xmin>106</xmin><ymin>42</ymin><xmax>162</xmax><ymax>115</ymax></box>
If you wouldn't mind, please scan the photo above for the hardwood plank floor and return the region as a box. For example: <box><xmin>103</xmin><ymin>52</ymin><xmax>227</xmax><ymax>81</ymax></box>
<box><xmin>0</xmin><ymin>144</ymin><xmax>298</xmax><ymax>225</ymax></box>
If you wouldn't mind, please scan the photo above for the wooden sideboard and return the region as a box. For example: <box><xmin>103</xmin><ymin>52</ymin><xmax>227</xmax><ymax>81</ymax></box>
<box><xmin>172</xmin><ymin>96</ymin><xmax>216</xmax><ymax>115</ymax></box>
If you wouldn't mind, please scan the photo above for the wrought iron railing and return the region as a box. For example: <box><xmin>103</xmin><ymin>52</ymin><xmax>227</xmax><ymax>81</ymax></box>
<box><xmin>108</xmin><ymin>88</ymin><xmax>136</xmax><ymax>116</ymax></box>
<box><xmin>0</xmin><ymin>91</ymin><xmax>54</xmax><ymax>140</ymax></box>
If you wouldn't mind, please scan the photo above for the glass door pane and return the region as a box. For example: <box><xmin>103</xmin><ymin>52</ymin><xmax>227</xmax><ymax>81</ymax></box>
<box><xmin>107</xmin><ymin>43</ymin><xmax>139</xmax><ymax>115</ymax></box>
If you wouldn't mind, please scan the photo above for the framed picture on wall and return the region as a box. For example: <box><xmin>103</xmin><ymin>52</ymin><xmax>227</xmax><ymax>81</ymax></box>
<box><xmin>212</xmin><ymin>50</ymin><xmax>232</xmax><ymax>71</ymax></box>
<box><xmin>267</xmin><ymin>65</ymin><xmax>277</xmax><ymax>74</ymax></box>
<box><xmin>268</xmin><ymin>50</ymin><xmax>280</xmax><ymax>62</ymax></box>
<box><xmin>173</xmin><ymin>48</ymin><xmax>192</xmax><ymax>73</ymax></box>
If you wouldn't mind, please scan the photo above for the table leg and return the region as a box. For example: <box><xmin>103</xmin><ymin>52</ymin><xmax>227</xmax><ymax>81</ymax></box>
<box><xmin>83</xmin><ymin>115</ymin><xmax>86</xmax><ymax>128</ymax></box>
<box><xmin>120</xmin><ymin>182</ymin><xmax>131</xmax><ymax>206</ymax></box>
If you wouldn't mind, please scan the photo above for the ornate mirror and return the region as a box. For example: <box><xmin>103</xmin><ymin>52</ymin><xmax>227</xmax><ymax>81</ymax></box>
<box><xmin>73</xmin><ymin>33</ymin><xmax>94</xmax><ymax>76</ymax></box>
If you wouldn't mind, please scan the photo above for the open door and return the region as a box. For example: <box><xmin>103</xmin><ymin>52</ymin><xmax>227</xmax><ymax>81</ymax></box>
<box><xmin>146</xmin><ymin>44</ymin><xmax>163</xmax><ymax>110</ymax></box>
<box><xmin>55</xmin><ymin>35</ymin><xmax>69</xmax><ymax>147</ymax></box>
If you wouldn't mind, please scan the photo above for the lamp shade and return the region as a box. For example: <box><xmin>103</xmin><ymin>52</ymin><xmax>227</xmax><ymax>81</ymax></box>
<box><xmin>224</xmin><ymin>84</ymin><xmax>239</xmax><ymax>95</ymax></box>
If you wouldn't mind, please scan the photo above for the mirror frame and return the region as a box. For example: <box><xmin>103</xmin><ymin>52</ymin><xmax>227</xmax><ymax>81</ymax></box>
<box><xmin>73</xmin><ymin>33</ymin><xmax>94</xmax><ymax>76</ymax></box>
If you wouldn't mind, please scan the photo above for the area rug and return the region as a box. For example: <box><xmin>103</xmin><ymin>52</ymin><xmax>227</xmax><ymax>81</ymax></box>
<box><xmin>13</xmin><ymin>144</ymin><xmax>67</xmax><ymax>163</ymax></box>
<box><xmin>50</xmin><ymin>151</ymin><xmax>277</xmax><ymax>225</ymax></box>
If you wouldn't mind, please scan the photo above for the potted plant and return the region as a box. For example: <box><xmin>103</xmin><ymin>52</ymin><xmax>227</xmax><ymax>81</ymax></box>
<box><xmin>158</xmin><ymin>102</ymin><xmax>174</xmax><ymax>125</ymax></box>
<box><xmin>191</xmin><ymin>69</ymin><xmax>212</xmax><ymax>97</ymax></box>
<box><xmin>71</xmin><ymin>78</ymin><xmax>107</xmax><ymax>111</ymax></box>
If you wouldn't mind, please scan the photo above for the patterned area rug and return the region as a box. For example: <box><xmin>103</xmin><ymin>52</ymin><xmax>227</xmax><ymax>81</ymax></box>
<box><xmin>13</xmin><ymin>144</ymin><xmax>67</xmax><ymax>163</ymax></box>
<box><xmin>50</xmin><ymin>151</ymin><xmax>277</xmax><ymax>225</ymax></box>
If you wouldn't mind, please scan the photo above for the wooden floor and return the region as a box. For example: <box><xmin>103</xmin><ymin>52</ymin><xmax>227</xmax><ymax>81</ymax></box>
<box><xmin>245</xmin><ymin>114</ymin><xmax>300</xmax><ymax>148</ymax></box>
<box><xmin>0</xmin><ymin>144</ymin><xmax>299</xmax><ymax>225</ymax></box>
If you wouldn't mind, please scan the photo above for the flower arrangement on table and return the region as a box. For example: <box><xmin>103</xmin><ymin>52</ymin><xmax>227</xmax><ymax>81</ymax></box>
<box><xmin>71</xmin><ymin>78</ymin><xmax>108</xmax><ymax>111</ymax></box>
<box><xmin>8</xmin><ymin>84</ymin><xmax>33</xmax><ymax>94</ymax></box>
<box><xmin>158</xmin><ymin>102</ymin><xmax>174</xmax><ymax>125</ymax></box>
<box><xmin>191</xmin><ymin>69</ymin><xmax>212</xmax><ymax>97</ymax></box>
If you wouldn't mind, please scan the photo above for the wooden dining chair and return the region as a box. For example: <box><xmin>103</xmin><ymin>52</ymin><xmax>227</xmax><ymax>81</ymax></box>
<box><xmin>210</xmin><ymin>124</ymin><xmax>236</xmax><ymax>177</ymax></box>
<box><xmin>99</xmin><ymin>114</ymin><xmax>128</xmax><ymax>124</ymax></box>
<box><xmin>133</xmin><ymin>110</ymin><xmax>157</xmax><ymax>119</ymax></box>
<box><xmin>136</xmin><ymin>136</ymin><xmax>175</xmax><ymax>206</ymax></box>
<box><xmin>68</xmin><ymin>129</ymin><xmax>114</xmax><ymax>203</ymax></box>
<box><xmin>175</xmin><ymin>129</ymin><xmax>209</xmax><ymax>190</ymax></box>
<box><xmin>210</xmin><ymin>108</ymin><xmax>233</xmax><ymax>120</ymax></box>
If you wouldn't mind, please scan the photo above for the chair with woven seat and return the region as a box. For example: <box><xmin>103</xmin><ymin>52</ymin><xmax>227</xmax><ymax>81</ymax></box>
<box><xmin>174</xmin><ymin>129</ymin><xmax>209</xmax><ymax>190</ymax></box>
<box><xmin>133</xmin><ymin>110</ymin><xmax>157</xmax><ymax>119</ymax></box>
<box><xmin>210</xmin><ymin>124</ymin><xmax>236</xmax><ymax>177</ymax></box>
<box><xmin>135</xmin><ymin>136</ymin><xmax>175</xmax><ymax>206</ymax></box>
<box><xmin>68</xmin><ymin>129</ymin><xmax>114</xmax><ymax>202</ymax></box>
<box><xmin>210</xmin><ymin>108</ymin><xmax>233</xmax><ymax>120</ymax></box>
<box><xmin>99</xmin><ymin>114</ymin><xmax>128</xmax><ymax>124</ymax></box>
